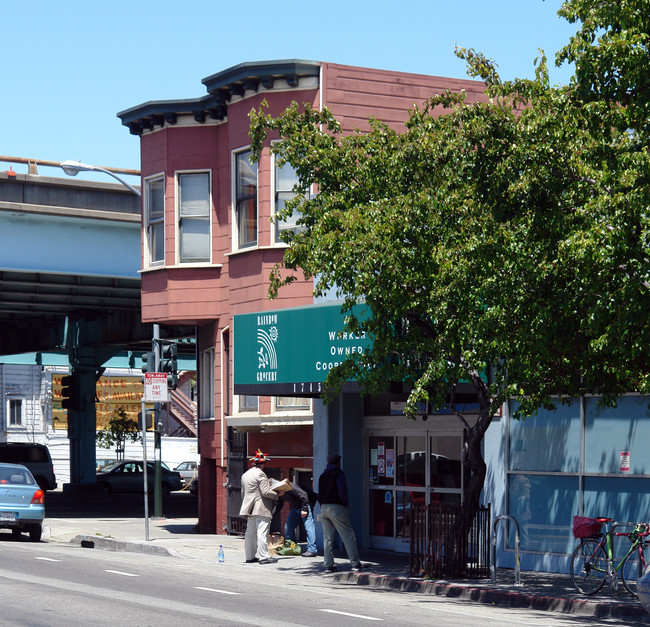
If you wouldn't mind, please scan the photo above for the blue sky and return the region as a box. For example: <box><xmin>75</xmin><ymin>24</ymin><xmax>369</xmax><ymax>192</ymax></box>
<box><xmin>2</xmin><ymin>0</ymin><xmax>576</xmax><ymax>184</ymax></box>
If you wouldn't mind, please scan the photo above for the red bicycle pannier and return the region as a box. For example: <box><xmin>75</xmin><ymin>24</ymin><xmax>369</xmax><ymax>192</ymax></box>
<box><xmin>573</xmin><ymin>516</ymin><xmax>603</xmax><ymax>538</ymax></box>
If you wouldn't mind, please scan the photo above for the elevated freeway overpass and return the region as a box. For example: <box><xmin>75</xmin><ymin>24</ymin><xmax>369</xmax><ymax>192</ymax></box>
<box><xmin>0</xmin><ymin>159</ymin><xmax>194</xmax><ymax>488</ymax></box>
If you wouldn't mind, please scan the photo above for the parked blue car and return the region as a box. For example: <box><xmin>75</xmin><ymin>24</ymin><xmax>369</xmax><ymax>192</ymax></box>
<box><xmin>0</xmin><ymin>463</ymin><xmax>45</xmax><ymax>541</ymax></box>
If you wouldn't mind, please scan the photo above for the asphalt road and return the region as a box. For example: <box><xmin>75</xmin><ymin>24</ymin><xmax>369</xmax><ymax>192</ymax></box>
<box><xmin>0</xmin><ymin>529</ymin><xmax>637</xmax><ymax>627</ymax></box>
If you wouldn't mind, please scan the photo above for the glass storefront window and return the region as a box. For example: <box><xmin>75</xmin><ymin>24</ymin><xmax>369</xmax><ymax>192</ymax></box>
<box><xmin>369</xmin><ymin>488</ymin><xmax>394</xmax><ymax>537</ymax></box>
<box><xmin>369</xmin><ymin>432</ymin><xmax>464</xmax><ymax>548</ymax></box>
<box><xmin>369</xmin><ymin>436</ymin><xmax>394</xmax><ymax>486</ymax></box>
<box><xmin>430</xmin><ymin>435</ymin><xmax>462</xmax><ymax>490</ymax></box>
<box><xmin>585</xmin><ymin>397</ymin><xmax>650</xmax><ymax>474</ymax></box>
<box><xmin>507</xmin><ymin>474</ymin><xmax>578</xmax><ymax>554</ymax></box>
<box><xmin>583</xmin><ymin>476</ymin><xmax>650</xmax><ymax>561</ymax></box>
<box><xmin>430</xmin><ymin>491</ymin><xmax>461</xmax><ymax>505</ymax></box>
<box><xmin>397</xmin><ymin>436</ymin><xmax>426</xmax><ymax>487</ymax></box>
<box><xmin>584</xmin><ymin>476</ymin><xmax>650</xmax><ymax>525</ymax></box>
<box><xmin>509</xmin><ymin>401</ymin><xmax>580</xmax><ymax>472</ymax></box>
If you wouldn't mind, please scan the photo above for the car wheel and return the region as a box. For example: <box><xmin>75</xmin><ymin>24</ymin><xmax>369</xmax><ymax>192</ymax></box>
<box><xmin>162</xmin><ymin>483</ymin><xmax>171</xmax><ymax>496</ymax></box>
<box><xmin>29</xmin><ymin>524</ymin><xmax>42</xmax><ymax>542</ymax></box>
<box><xmin>11</xmin><ymin>527</ymin><xmax>22</xmax><ymax>538</ymax></box>
<box><xmin>100</xmin><ymin>482</ymin><xmax>112</xmax><ymax>495</ymax></box>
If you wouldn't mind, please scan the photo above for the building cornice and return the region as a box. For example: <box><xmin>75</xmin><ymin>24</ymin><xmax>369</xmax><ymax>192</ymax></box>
<box><xmin>117</xmin><ymin>59</ymin><xmax>321</xmax><ymax>136</ymax></box>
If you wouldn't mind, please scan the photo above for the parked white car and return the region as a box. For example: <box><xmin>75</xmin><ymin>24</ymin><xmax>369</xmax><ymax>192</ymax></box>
<box><xmin>174</xmin><ymin>461</ymin><xmax>198</xmax><ymax>483</ymax></box>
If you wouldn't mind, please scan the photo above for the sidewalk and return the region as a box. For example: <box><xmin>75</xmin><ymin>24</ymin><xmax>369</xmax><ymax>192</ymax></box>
<box><xmin>42</xmin><ymin>512</ymin><xmax>650</xmax><ymax>623</ymax></box>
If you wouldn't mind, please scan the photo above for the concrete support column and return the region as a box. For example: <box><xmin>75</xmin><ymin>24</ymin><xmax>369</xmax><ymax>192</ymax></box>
<box><xmin>67</xmin><ymin>367</ymin><xmax>101</xmax><ymax>484</ymax></box>
<box><xmin>313</xmin><ymin>392</ymin><xmax>366</xmax><ymax>547</ymax></box>
<box><xmin>62</xmin><ymin>317</ymin><xmax>121</xmax><ymax>492</ymax></box>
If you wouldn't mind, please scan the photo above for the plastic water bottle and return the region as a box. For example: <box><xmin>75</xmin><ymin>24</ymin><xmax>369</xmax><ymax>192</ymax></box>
<box><xmin>218</xmin><ymin>545</ymin><xmax>225</xmax><ymax>563</ymax></box>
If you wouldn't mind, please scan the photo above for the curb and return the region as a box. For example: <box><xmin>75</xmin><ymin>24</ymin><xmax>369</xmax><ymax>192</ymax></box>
<box><xmin>68</xmin><ymin>534</ymin><xmax>182</xmax><ymax>558</ymax></box>
<box><xmin>334</xmin><ymin>571</ymin><xmax>649</xmax><ymax>621</ymax></box>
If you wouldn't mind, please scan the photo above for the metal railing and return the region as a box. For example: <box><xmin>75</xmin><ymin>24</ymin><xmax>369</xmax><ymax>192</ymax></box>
<box><xmin>168</xmin><ymin>386</ymin><xmax>197</xmax><ymax>436</ymax></box>
<box><xmin>411</xmin><ymin>502</ymin><xmax>491</xmax><ymax>579</ymax></box>
<box><xmin>0</xmin><ymin>155</ymin><xmax>140</xmax><ymax>176</ymax></box>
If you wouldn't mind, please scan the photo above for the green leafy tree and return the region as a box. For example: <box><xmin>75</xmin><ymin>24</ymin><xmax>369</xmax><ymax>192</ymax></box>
<box><xmin>249</xmin><ymin>0</ymin><xmax>649</xmax><ymax>536</ymax></box>
<box><xmin>96</xmin><ymin>407</ymin><xmax>141</xmax><ymax>460</ymax></box>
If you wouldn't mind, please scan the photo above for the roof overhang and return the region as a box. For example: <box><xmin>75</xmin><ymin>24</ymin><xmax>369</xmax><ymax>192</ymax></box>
<box><xmin>118</xmin><ymin>59</ymin><xmax>321</xmax><ymax>136</ymax></box>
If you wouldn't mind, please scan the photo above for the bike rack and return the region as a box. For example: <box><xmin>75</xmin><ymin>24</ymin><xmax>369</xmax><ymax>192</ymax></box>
<box><xmin>491</xmin><ymin>514</ymin><xmax>522</xmax><ymax>585</ymax></box>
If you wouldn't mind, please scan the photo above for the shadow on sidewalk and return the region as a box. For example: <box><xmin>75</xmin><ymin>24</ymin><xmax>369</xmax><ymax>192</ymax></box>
<box><xmin>45</xmin><ymin>490</ymin><xmax>198</xmax><ymax>520</ymax></box>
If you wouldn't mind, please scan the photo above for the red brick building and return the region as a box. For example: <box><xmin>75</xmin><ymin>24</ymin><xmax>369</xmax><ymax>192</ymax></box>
<box><xmin>119</xmin><ymin>60</ymin><xmax>485</xmax><ymax>535</ymax></box>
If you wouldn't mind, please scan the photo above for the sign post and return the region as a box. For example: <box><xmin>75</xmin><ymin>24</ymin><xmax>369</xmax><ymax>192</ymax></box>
<box><xmin>141</xmin><ymin>396</ymin><xmax>149</xmax><ymax>542</ymax></box>
<box><xmin>143</xmin><ymin>372</ymin><xmax>167</xmax><ymax>520</ymax></box>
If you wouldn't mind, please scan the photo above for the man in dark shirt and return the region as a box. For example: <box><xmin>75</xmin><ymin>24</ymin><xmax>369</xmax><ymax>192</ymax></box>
<box><xmin>317</xmin><ymin>454</ymin><xmax>365</xmax><ymax>572</ymax></box>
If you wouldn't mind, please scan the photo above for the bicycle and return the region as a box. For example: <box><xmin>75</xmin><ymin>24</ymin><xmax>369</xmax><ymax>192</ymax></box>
<box><xmin>570</xmin><ymin>516</ymin><xmax>650</xmax><ymax>596</ymax></box>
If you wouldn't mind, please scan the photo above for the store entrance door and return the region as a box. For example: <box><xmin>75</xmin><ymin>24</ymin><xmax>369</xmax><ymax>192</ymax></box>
<box><xmin>368</xmin><ymin>431</ymin><xmax>464</xmax><ymax>551</ymax></box>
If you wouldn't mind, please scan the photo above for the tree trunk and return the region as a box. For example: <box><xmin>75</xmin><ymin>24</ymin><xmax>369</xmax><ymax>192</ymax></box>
<box><xmin>452</xmin><ymin>397</ymin><xmax>493</xmax><ymax>574</ymax></box>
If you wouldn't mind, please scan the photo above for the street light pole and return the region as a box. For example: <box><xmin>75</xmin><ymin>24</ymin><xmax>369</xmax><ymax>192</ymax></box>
<box><xmin>60</xmin><ymin>160</ymin><xmax>142</xmax><ymax>197</ymax></box>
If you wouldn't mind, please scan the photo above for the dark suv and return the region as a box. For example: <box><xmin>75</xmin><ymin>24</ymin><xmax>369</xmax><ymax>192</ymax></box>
<box><xmin>0</xmin><ymin>443</ymin><xmax>57</xmax><ymax>491</ymax></box>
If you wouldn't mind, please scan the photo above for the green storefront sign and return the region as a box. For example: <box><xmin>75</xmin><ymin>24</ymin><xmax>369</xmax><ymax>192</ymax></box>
<box><xmin>233</xmin><ymin>301</ymin><xmax>372</xmax><ymax>396</ymax></box>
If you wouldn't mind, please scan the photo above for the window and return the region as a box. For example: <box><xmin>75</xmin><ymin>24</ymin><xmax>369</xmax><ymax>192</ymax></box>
<box><xmin>239</xmin><ymin>395</ymin><xmax>258</xmax><ymax>412</ymax></box>
<box><xmin>178</xmin><ymin>172</ymin><xmax>211</xmax><ymax>263</ymax></box>
<box><xmin>275</xmin><ymin>397</ymin><xmax>310</xmax><ymax>411</ymax></box>
<box><xmin>7</xmin><ymin>398</ymin><xmax>23</xmax><ymax>427</ymax></box>
<box><xmin>506</xmin><ymin>397</ymin><xmax>650</xmax><ymax>555</ymax></box>
<box><xmin>273</xmin><ymin>159</ymin><xmax>304</xmax><ymax>242</ymax></box>
<box><xmin>200</xmin><ymin>348</ymin><xmax>214</xmax><ymax>421</ymax></box>
<box><xmin>145</xmin><ymin>175</ymin><xmax>165</xmax><ymax>265</ymax></box>
<box><xmin>584</xmin><ymin>396</ymin><xmax>650</xmax><ymax>474</ymax></box>
<box><xmin>234</xmin><ymin>150</ymin><xmax>258</xmax><ymax>248</ymax></box>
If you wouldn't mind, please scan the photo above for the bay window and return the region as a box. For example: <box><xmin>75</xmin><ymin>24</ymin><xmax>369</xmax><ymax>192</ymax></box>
<box><xmin>234</xmin><ymin>150</ymin><xmax>257</xmax><ymax>249</ymax></box>
<box><xmin>145</xmin><ymin>175</ymin><xmax>165</xmax><ymax>266</ymax></box>
<box><xmin>178</xmin><ymin>172</ymin><xmax>211</xmax><ymax>263</ymax></box>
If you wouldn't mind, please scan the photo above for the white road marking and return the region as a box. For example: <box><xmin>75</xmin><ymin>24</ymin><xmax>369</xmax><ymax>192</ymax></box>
<box><xmin>194</xmin><ymin>586</ymin><xmax>240</xmax><ymax>595</ymax></box>
<box><xmin>103</xmin><ymin>569</ymin><xmax>139</xmax><ymax>577</ymax></box>
<box><xmin>34</xmin><ymin>557</ymin><xmax>61</xmax><ymax>562</ymax></box>
<box><xmin>319</xmin><ymin>609</ymin><xmax>382</xmax><ymax>621</ymax></box>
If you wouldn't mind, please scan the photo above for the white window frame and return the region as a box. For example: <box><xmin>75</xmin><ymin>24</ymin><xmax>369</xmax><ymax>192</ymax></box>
<box><xmin>271</xmin><ymin>153</ymin><xmax>307</xmax><ymax>245</ymax></box>
<box><xmin>232</xmin><ymin>148</ymin><xmax>258</xmax><ymax>251</ymax></box>
<box><xmin>7</xmin><ymin>397</ymin><xmax>24</xmax><ymax>428</ymax></box>
<box><xmin>274</xmin><ymin>396</ymin><xmax>311</xmax><ymax>412</ymax></box>
<box><xmin>176</xmin><ymin>170</ymin><xmax>212</xmax><ymax>264</ymax></box>
<box><xmin>200</xmin><ymin>348</ymin><xmax>215</xmax><ymax>421</ymax></box>
<box><xmin>144</xmin><ymin>174</ymin><xmax>165</xmax><ymax>267</ymax></box>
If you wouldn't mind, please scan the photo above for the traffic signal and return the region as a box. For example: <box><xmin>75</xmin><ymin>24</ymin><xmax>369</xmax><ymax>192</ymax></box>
<box><xmin>160</xmin><ymin>341</ymin><xmax>178</xmax><ymax>389</ymax></box>
<box><xmin>141</xmin><ymin>351</ymin><xmax>156</xmax><ymax>373</ymax></box>
<box><xmin>61</xmin><ymin>374</ymin><xmax>82</xmax><ymax>411</ymax></box>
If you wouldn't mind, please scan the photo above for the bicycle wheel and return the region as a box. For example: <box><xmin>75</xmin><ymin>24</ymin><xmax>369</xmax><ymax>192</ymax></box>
<box><xmin>570</xmin><ymin>539</ymin><xmax>608</xmax><ymax>595</ymax></box>
<box><xmin>621</xmin><ymin>546</ymin><xmax>645</xmax><ymax>597</ymax></box>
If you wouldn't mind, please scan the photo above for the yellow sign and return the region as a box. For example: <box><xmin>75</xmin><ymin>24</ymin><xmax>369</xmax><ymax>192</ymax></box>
<box><xmin>52</xmin><ymin>374</ymin><xmax>145</xmax><ymax>431</ymax></box>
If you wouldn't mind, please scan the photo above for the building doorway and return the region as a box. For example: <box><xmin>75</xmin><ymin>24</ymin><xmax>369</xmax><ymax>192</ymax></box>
<box><xmin>367</xmin><ymin>430</ymin><xmax>465</xmax><ymax>551</ymax></box>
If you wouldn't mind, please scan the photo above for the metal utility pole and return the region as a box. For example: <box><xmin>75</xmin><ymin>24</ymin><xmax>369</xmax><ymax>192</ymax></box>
<box><xmin>153</xmin><ymin>325</ymin><xmax>162</xmax><ymax>518</ymax></box>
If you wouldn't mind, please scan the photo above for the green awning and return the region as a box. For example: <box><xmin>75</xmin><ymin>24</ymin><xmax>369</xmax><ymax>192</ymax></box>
<box><xmin>233</xmin><ymin>301</ymin><xmax>372</xmax><ymax>397</ymax></box>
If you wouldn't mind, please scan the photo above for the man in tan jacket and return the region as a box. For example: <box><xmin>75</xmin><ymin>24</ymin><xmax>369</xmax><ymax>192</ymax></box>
<box><xmin>239</xmin><ymin>449</ymin><xmax>278</xmax><ymax>564</ymax></box>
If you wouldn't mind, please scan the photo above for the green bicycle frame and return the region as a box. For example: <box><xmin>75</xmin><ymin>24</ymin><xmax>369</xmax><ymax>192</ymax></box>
<box><xmin>604</xmin><ymin>525</ymin><xmax>644</xmax><ymax>579</ymax></box>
